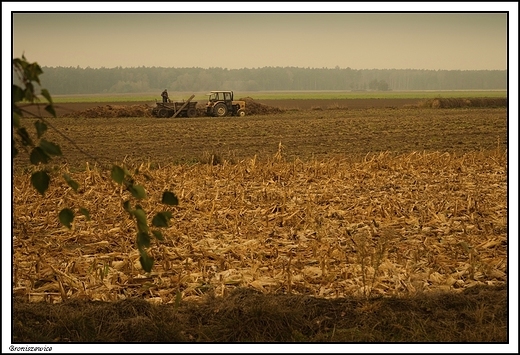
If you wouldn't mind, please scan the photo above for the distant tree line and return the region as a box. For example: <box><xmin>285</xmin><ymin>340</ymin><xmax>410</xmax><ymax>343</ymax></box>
<box><xmin>32</xmin><ymin>66</ymin><xmax>506</xmax><ymax>94</ymax></box>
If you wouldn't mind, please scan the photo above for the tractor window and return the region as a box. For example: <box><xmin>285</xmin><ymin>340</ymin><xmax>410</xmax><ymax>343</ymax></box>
<box><xmin>208</xmin><ymin>92</ymin><xmax>233</xmax><ymax>101</ymax></box>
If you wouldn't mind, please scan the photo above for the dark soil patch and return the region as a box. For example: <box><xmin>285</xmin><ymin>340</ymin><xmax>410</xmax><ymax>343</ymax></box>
<box><xmin>256</xmin><ymin>98</ymin><xmax>423</xmax><ymax>110</ymax></box>
<box><xmin>12</xmin><ymin>285</ymin><xmax>507</xmax><ymax>343</ymax></box>
<box><xmin>13</xmin><ymin>106</ymin><xmax>507</xmax><ymax>171</ymax></box>
<box><xmin>240</xmin><ymin>97</ymin><xmax>285</xmax><ymax>115</ymax></box>
<box><xmin>18</xmin><ymin>97</ymin><xmax>505</xmax><ymax>119</ymax></box>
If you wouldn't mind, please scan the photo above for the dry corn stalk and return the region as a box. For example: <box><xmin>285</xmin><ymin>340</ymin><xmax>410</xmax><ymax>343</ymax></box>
<box><xmin>13</xmin><ymin>149</ymin><xmax>507</xmax><ymax>303</ymax></box>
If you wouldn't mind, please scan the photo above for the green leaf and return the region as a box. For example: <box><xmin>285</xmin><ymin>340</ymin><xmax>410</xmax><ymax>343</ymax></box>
<box><xmin>25</xmin><ymin>62</ymin><xmax>43</xmax><ymax>84</ymax></box>
<box><xmin>111</xmin><ymin>165</ymin><xmax>125</xmax><ymax>184</ymax></box>
<box><xmin>39</xmin><ymin>139</ymin><xmax>62</xmax><ymax>156</ymax></box>
<box><xmin>31</xmin><ymin>171</ymin><xmax>50</xmax><ymax>195</ymax></box>
<box><xmin>59</xmin><ymin>208</ymin><xmax>74</xmax><ymax>229</ymax></box>
<box><xmin>40</xmin><ymin>89</ymin><xmax>53</xmax><ymax>104</ymax></box>
<box><xmin>132</xmin><ymin>208</ymin><xmax>148</xmax><ymax>233</ymax></box>
<box><xmin>13</xmin><ymin>112</ymin><xmax>21</xmax><ymax>129</ymax></box>
<box><xmin>34</xmin><ymin>120</ymin><xmax>47</xmax><ymax>138</ymax></box>
<box><xmin>137</xmin><ymin>231</ymin><xmax>151</xmax><ymax>248</ymax></box>
<box><xmin>30</xmin><ymin>147</ymin><xmax>51</xmax><ymax>165</ymax></box>
<box><xmin>13</xmin><ymin>105</ymin><xmax>23</xmax><ymax>118</ymax></box>
<box><xmin>152</xmin><ymin>230</ymin><xmax>164</xmax><ymax>241</ymax></box>
<box><xmin>139</xmin><ymin>252</ymin><xmax>154</xmax><ymax>273</ymax></box>
<box><xmin>152</xmin><ymin>211</ymin><xmax>172</xmax><ymax>228</ymax></box>
<box><xmin>17</xmin><ymin>127</ymin><xmax>33</xmax><ymax>146</ymax></box>
<box><xmin>24</xmin><ymin>83</ymin><xmax>36</xmax><ymax>102</ymax></box>
<box><xmin>13</xmin><ymin>140</ymin><xmax>19</xmax><ymax>158</ymax></box>
<box><xmin>123</xmin><ymin>200</ymin><xmax>131</xmax><ymax>212</ymax></box>
<box><xmin>79</xmin><ymin>207</ymin><xmax>91</xmax><ymax>221</ymax></box>
<box><xmin>63</xmin><ymin>173</ymin><xmax>79</xmax><ymax>191</ymax></box>
<box><xmin>162</xmin><ymin>191</ymin><xmax>179</xmax><ymax>205</ymax></box>
<box><xmin>13</xmin><ymin>85</ymin><xmax>25</xmax><ymax>103</ymax></box>
<box><xmin>44</xmin><ymin>104</ymin><xmax>56</xmax><ymax>118</ymax></box>
<box><xmin>13</xmin><ymin>57</ymin><xmax>23</xmax><ymax>67</ymax></box>
<box><xmin>128</xmin><ymin>184</ymin><xmax>147</xmax><ymax>199</ymax></box>
<box><xmin>174</xmin><ymin>290</ymin><xmax>182</xmax><ymax>309</ymax></box>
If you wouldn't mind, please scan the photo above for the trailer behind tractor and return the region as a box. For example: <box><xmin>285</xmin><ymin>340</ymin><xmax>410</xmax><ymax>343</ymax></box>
<box><xmin>152</xmin><ymin>94</ymin><xmax>198</xmax><ymax>118</ymax></box>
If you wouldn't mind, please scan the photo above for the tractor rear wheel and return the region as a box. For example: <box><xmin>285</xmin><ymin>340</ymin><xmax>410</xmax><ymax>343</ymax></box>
<box><xmin>187</xmin><ymin>108</ymin><xmax>197</xmax><ymax>118</ymax></box>
<box><xmin>158</xmin><ymin>108</ymin><xmax>169</xmax><ymax>118</ymax></box>
<box><xmin>213</xmin><ymin>103</ymin><xmax>228</xmax><ymax>117</ymax></box>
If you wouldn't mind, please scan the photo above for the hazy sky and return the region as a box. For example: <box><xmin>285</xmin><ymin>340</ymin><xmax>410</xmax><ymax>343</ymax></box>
<box><xmin>6</xmin><ymin>4</ymin><xmax>513</xmax><ymax>70</ymax></box>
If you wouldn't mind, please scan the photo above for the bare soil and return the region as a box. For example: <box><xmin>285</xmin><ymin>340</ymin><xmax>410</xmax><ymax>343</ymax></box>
<box><xmin>20</xmin><ymin>98</ymin><xmax>423</xmax><ymax>118</ymax></box>
<box><xmin>14</xmin><ymin>102</ymin><xmax>507</xmax><ymax>171</ymax></box>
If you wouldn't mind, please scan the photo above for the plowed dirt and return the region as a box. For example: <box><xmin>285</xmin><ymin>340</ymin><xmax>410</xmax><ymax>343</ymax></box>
<box><xmin>20</xmin><ymin>98</ymin><xmax>422</xmax><ymax>118</ymax></box>
<box><xmin>13</xmin><ymin>102</ymin><xmax>507</xmax><ymax>171</ymax></box>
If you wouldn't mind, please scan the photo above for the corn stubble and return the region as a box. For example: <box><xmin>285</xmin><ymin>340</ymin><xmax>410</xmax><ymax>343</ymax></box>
<box><xmin>13</xmin><ymin>148</ymin><xmax>507</xmax><ymax>304</ymax></box>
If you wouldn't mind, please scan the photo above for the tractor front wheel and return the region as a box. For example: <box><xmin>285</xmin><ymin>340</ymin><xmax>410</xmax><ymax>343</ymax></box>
<box><xmin>237</xmin><ymin>109</ymin><xmax>246</xmax><ymax>117</ymax></box>
<box><xmin>213</xmin><ymin>103</ymin><xmax>228</xmax><ymax>117</ymax></box>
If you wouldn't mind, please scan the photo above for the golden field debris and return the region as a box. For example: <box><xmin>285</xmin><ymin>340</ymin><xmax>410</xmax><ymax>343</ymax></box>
<box><xmin>12</xmin><ymin>147</ymin><xmax>507</xmax><ymax>304</ymax></box>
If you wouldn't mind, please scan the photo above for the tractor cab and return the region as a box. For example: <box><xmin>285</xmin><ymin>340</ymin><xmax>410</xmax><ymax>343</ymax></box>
<box><xmin>207</xmin><ymin>91</ymin><xmax>234</xmax><ymax>102</ymax></box>
<box><xmin>206</xmin><ymin>91</ymin><xmax>246</xmax><ymax>117</ymax></box>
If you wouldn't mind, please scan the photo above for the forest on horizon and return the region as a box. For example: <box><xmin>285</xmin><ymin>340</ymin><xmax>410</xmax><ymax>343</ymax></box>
<box><xmin>35</xmin><ymin>66</ymin><xmax>507</xmax><ymax>95</ymax></box>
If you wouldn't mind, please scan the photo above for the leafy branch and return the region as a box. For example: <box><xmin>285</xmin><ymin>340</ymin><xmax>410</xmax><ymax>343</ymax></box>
<box><xmin>13</xmin><ymin>55</ymin><xmax>178</xmax><ymax>272</ymax></box>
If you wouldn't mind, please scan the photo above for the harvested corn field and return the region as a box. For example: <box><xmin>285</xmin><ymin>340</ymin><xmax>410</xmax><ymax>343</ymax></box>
<box><xmin>11</xmin><ymin>104</ymin><xmax>509</xmax><ymax>343</ymax></box>
<box><xmin>13</xmin><ymin>148</ymin><xmax>507</xmax><ymax>302</ymax></box>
